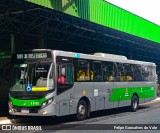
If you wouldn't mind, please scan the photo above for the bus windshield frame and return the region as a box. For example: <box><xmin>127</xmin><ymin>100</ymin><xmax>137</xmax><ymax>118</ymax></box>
<box><xmin>10</xmin><ymin>61</ymin><xmax>55</xmax><ymax>92</ymax></box>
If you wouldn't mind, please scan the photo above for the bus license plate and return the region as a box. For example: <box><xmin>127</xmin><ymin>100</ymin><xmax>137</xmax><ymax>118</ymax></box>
<box><xmin>21</xmin><ymin>109</ymin><xmax>29</xmax><ymax>113</ymax></box>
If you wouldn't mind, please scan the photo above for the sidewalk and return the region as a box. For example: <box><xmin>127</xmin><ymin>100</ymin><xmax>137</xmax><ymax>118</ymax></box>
<box><xmin>0</xmin><ymin>117</ymin><xmax>11</xmax><ymax>124</ymax></box>
<box><xmin>154</xmin><ymin>97</ymin><xmax>160</xmax><ymax>101</ymax></box>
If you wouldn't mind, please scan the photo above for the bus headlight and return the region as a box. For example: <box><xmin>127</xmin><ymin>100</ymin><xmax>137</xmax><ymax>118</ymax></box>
<box><xmin>9</xmin><ymin>109</ymin><xmax>12</xmax><ymax>113</ymax></box>
<box><xmin>8</xmin><ymin>101</ymin><xmax>13</xmax><ymax>108</ymax></box>
<box><xmin>42</xmin><ymin>102</ymin><xmax>47</xmax><ymax>108</ymax></box>
<box><xmin>41</xmin><ymin>98</ymin><xmax>54</xmax><ymax>108</ymax></box>
<box><xmin>8</xmin><ymin>101</ymin><xmax>14</xmax><ymax>113</ymax></box>
<box><xmin>48</xmin><ymin>99</ymin><xmax>53</xmax><ymax>104</ymax></box>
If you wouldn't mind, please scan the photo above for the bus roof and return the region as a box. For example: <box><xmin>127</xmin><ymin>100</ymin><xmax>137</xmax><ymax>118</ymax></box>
<box><xmin>53</xmin><ymin>50</ymin><xmax>156</xmax><ymax>66</ymax></box>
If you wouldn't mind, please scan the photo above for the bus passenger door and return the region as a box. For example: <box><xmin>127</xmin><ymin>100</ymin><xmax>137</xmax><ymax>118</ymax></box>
<box><xmin>57</xmin><ymin>62</ymin><xmax>74</xmax><ymax>116</ymax></box>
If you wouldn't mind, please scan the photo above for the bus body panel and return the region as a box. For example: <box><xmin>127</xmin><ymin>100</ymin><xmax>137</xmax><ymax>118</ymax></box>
<box><xmin>56</xmin><ymin>86</ymin><xmax>75</xmax><ymax>116</ymax></box>
<box><xmin>73</xmin><ymin>82</ymin><xmax>95</xmax><ymax>112</ymax></box>
<box><xmin>104</xmin><ymin>82</ymin><xmax>116</xmax><ymax>109</ymax></box>
<box><xmin>94</xmin><ymin>82</ymin><xmax>106</xmax><ymax>110</ymax></box>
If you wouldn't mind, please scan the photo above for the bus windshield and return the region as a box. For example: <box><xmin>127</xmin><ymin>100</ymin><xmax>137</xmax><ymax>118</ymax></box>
<box><xmin>11</xmin><ymin>62</ymin><xmax>54</xmax><ymax>91</ymax></box>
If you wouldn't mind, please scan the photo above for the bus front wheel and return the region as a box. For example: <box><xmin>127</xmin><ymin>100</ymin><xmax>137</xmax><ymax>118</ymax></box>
<box><xmin>130</xmin><ymin>95</ymin><xmax>139</xmax><ymax>112</ymax></box>
<box><xmin>76</xmin><ymin>100</ymin><xmax>87</xmax><ymax>121</ymax></box>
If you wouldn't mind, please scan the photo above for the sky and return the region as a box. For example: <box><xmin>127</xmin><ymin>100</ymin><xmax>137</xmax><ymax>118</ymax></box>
<box><xmin>105</xmin><ymin>0</ymin><xmax>160</xmax><ymax>26</ymax></box>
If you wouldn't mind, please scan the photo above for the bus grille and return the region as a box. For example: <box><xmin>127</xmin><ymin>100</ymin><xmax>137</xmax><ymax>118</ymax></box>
<box><xmin>10</xmin><ymin>91</ymin><xmax>51</xmax><ymax>100</ymax></box>
<box><xmin>13</xmin><ymin>106</ymin><xmax>39</xmax><ymax>113</ymax></box>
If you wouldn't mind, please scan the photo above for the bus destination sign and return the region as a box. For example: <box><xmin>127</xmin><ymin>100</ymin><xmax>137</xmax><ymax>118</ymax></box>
<box><xmin>17</xmin><ymin>53</ymin><xmax>48</xmax><ymax>59</ymax></box>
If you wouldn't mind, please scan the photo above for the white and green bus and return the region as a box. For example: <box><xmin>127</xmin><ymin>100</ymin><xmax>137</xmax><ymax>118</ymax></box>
<box><xmin>9</xmin><ymin>49</ymin><xmax>157</xmax><ymax>120</ymax></box>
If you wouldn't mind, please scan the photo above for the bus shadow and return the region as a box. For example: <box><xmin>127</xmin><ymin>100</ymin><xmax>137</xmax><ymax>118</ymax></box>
<box><xmin>89</xmin><ymin>105</ymin><xmax>149</xmax><ymax>120</ymax></box>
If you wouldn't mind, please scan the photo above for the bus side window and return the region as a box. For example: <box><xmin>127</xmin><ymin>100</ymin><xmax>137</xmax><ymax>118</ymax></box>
<box><xmin>66</xmin><ymin>66</ymin><xmax>73</xmax><ymax>83</ymax></box>
<box><xmin>134</xmin><ymin>65</ymin><xmax>142</xmax><ymax>81</ymax></box>
<box><xmin>93</xmin><ymin>61</ymin><xmax>102</xmax><ymax>82</ymax></box>
<box><xmin>102</xmin><ymin>62</ymin><xmax>114</xmax><ymax>82</ymax></box>
<box><xmin>58</xmin><ymin>64</ymin><xmax>73</xmax><ymax>84</ymax></box>
<box><xmin>148</xmin><ymin>66</ymin><xmax>155</xmax><ymax>81</ymax></box>
<box><xmin>48</xmin><ymin>63</ymin><xmax>54</xmax><ymax>88</ymax></box>
<box><xmin>142</xmin><ymin>65</ymin><xmax>150</xmax><ymax>81</ymax></box>
<box><xmin>77</xmin><ymin>60</ymin><xmax>91</xmax><ymax>81</ymax></box>
<box><xmin>116</xmin><ymin>63</ymin><xmax>125</xmax><ymax>82</ymax></box>
<box><xmin>58</xmin><ymin>67</ymin><xmax>66</xmax><ymax>84</ymax></box>
<box><xmin>124</xmin><ymin>64</ymin><xmax>133</xmax><ymax>81</ymax></box>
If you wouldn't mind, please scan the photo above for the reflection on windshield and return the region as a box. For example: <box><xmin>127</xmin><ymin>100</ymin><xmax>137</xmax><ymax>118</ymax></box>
<box><xmin>31</xmin><ymin>64</ymin><xmax>49</xmax><ymax>86</ymax></box>
<box><xmin>13</xmin><ymin>64</ymin><xmax>27</xmax><ymax>85</ymax></box>
<box><xmin>11</xmin><ymin>63</ymin><xmax>54</xmax><ymax>89</ymax></box>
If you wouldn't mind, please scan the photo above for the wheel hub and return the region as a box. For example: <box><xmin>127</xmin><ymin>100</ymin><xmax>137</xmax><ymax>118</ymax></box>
<box><xmin>78</xmin><ymin>105</ymin><xmax>85</xmax><ymax>115</ymax></box>
<box><xmin>133</xmin><ymin>99</ymin><xmax>137</xmax><ymax>109</ymax></box>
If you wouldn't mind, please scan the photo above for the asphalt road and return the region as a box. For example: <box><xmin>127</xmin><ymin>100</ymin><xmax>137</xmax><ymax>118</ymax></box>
<box><xmin>1</xmin><ymin>99</ymin><xmax>160</xmax><ymax>133</ymax></box>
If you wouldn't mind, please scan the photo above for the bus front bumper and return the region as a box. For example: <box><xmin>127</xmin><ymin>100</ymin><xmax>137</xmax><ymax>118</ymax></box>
<box><xmin>9</xmin><ymin>103</ymin><xmax>57</xmax><ymax>117</ymax></box>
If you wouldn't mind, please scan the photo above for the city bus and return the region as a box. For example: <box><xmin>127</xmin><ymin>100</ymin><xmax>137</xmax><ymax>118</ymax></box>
<box><xmin>9</xmin><ymin>49</ymin><xmax>157</xmax><ymax>120</ymax></box>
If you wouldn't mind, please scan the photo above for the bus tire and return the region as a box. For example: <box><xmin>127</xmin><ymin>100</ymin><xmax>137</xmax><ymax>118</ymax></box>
<box><xmin>76</xmin><ymin>100</ymin><xmax>87</xmax><ymax>121</ymax></box>
<box><xmin>130</xmin><ymin>95</ymin><xmax>139</xmax><ymax>112</ymax></box>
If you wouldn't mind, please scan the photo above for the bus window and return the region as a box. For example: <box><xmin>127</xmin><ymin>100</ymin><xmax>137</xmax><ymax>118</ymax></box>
<box><xmin>57</xmin><ymin>63</ymin><xmax>73</xmax><ymax>94</ymax></box>
<box><xmin>116</xmin><ymin>63</ymin><xmax>125</xmax><ymax>82</ymax></box>
<box><xmin>134</xmin><ymin>64</ymin><xmax>142</xmax><ymax>81</ymax></box>
<box><xmin>148</xmin><ymin>66</ymin><xmax>155</xmax><ymax>81</ymax></box>
<box><xmin>58</xmin><ymin>66</ymin><xmax>66</xmax><ymax>84</ymax></box>
<box><xmin>93</xmin><ymin>61</ymin><xmax>102</xmax><ymax>82</ymax></box>
<box><xmin>76</xmin><ymin>60</ymin><xmax>91</xmax><ymax>81</ymax></box>
<box><xmin>102</xmin><ymin>62</ymin><xmax>115</xmax><ymax>82</ymax></box>
<box><xmin>47</xmin><ymin>63</ymin><xmax>54</xmax><ymax>89</ymax></box>
<box><xmin>11</xmin><ymin>63</ymin><xmax>52</xmax><ymax>90</ymax></box>
<box><xmin>124</xmin><ymin>64</ymin><xmax>134</xmax><ymax>81</ymax></box>
<box><xmin>142</xmin><ymin>65</ymin><xmax>149</xmax><ymax>81</ymax></box>
<box><xmin>58</xmin><ymin>64</ymin><xmax>73</xmax><ymax>84</ymax></box>
<box><xmin>34</xmin><ymin>64</ymin><xmax>50</xmax><ymax>87</ymax></box>
<box><xmin>12</xmin><ymin>64</ymin><xmax>28</xmax><ymax>85</ymax></box>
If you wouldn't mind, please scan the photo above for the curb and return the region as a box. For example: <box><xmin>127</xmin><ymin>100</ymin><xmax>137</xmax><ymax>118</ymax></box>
<box><xmin>153</xmin><ymin>97</ymin><xmax>160</xmax><ymax>101</ymax></box>
<box><xmin>0</xmin><ymin>119</ymin><xmax>11</xmax><ymax>124</ymax></box>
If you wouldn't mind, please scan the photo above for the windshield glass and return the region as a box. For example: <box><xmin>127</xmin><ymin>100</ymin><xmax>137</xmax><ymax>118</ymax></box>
<box><xmin>12</xmin><ymin>64</ymin><xmax>28</xmax><ymax>86</ymax></box>
<box><xmin>11</xmin><ymin>62</ymin><xmax>54</xmax><ymax>91</ymax></box>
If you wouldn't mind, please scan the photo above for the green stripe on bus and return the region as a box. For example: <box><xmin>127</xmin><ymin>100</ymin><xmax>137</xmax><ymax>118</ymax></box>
<box><xmin>10</xmin><ymin>96</ymin><xmax>46</xmax><ymax>107</ymax></box>
<box><xmin>110</xmin><ymin>86</ymin><xmax>155</xmax><ymax>102</ymax></box>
